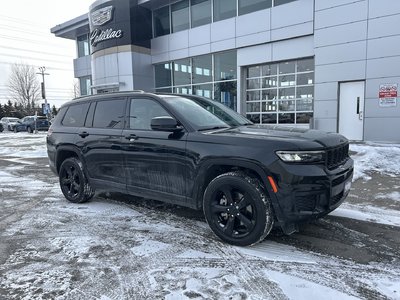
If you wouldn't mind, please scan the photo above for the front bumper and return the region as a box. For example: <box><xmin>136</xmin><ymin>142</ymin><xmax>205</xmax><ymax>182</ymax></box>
<box><xmin>268</xmin><ymin>157</ymin><xmax>354</xmax><ymax>229</ymax></box>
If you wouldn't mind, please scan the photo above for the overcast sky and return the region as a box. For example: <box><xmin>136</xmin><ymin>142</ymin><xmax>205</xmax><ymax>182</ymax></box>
<box><xmin>0</xmin><ymin>0</ymin><xmax>94</xmax><ymax>107</ymax></box>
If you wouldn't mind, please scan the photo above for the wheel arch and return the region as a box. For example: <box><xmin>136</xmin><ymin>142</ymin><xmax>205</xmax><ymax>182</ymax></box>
<box><xmin>193</xmin><ymin>159</ymin><xmax>276</xmax><ymax>210</ymax></box>
<box><xmin>55</xmin><ymin>145</ymin><xmax>84</xmax><ymax>174</ymax></box>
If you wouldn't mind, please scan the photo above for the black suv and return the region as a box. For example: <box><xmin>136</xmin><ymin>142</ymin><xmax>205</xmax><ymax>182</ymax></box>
<box><xmin>47</xmin><ymin>92</ymin><xmax>353</xmax><ymax>246</ymax></box>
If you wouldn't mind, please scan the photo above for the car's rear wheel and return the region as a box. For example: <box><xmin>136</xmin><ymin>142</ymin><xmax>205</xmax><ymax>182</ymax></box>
<box><xmin>59</xmin><ymin>157</ymin><xmax>95</xmax><ymax>203</ymax></box>
<box><xmin>203</xmin><ymin>171</ymin><xmax>274</xmax><ymax>246</ymax></box>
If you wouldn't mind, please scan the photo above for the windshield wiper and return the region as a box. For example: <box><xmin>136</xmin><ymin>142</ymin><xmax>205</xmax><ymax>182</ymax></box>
<box><xmin>198</xmin><ymin>126</ymin><xmax>230</xmax><ymax>131</ymax></box>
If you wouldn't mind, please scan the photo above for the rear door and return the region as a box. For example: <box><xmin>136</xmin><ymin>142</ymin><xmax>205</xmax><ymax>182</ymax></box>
<box><xmin>121</xmin><ymin>97</ymin><xmax>189</xmax><ymax>204</ymax></box>
<box><xmin>77</xmin><ymin>97</ymin><xmax>127</xmax><ymax>191</ymax></box>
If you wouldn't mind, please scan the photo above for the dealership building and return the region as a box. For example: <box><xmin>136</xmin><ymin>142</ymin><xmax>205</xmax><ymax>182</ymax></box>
<box><xmin>51</xmin><ymin>0</ymin><xmax>400</xmax><ymax>142</ymax></box>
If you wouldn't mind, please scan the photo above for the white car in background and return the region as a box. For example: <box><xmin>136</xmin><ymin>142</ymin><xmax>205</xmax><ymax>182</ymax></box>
<box><xmin>0</xmin><ymin>117</ymin><xmax>20</xmax><ymax>131</ymax></box>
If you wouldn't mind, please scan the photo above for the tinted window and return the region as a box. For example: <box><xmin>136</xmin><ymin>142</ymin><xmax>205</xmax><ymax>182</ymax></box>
<box><xmin>171</xmin><ymin>0</ymin><xmax>189</xmax><ymax>33</ymax></box>
<box><xmin>62</xmin><ymin>103</ymin><xmax>90</xmax><ymax>127</ymax></box>
<box><xmin>214</xmin><ymin>0</ymin><xmax>236</xmax><ymax>22</ymax></box>
<box><xmin>191</xmin><ymin>0</ymin><xmax>211</xmax><ymax>28</ymax></box>
<box><xmin>153</xmin><ymin>6</ymin><xmax>170</xmax><ymax>37</ymax></box>
<box><xmin>192</xmin><ymin>54</ymin><xmax>212</xmax><ymax>84</ymax></box>
<box><xmin>93</xmin><ymin>99</ymin><xmax>126</xmax><ymax>129</ymax></box>
<box><xmin>129</xmin><ymin>98</ymin><xmax>171</xmax><ymax>130</ymax></box>
<box><xmin>155</xmin><ymin>63</ymin><xmax>172</xmax><ymax>88</ymax></box>
<box><xmin>238</xmin><ymin>0</ymin><xmax>272</xmax><ymax>15</ymax></box>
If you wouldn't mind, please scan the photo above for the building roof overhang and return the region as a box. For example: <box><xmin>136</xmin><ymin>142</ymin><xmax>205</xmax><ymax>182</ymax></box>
<box><xmin>50</xmin><ymin>13</ymin><xmax>90</xmax><ymax>40</ymax></box>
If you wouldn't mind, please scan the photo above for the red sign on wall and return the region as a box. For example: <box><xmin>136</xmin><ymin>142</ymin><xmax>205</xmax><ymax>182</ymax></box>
<box><xmin>379</xmin><ymin>84</ymin><xmax>398</xmax><ymax>98</ymax></box>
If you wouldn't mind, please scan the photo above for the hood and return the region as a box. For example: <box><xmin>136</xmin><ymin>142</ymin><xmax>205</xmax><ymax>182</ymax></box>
<box><xmin>209</xmin><ymin>125</ymin><xmax>348</xmax><ymax>149</ymax></box>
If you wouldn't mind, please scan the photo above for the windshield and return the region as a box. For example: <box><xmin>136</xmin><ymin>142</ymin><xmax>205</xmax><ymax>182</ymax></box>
<box><xmin>162</xmin><ymin>96</ymin><xmax>252</xmax><ymax>130</ymax></box>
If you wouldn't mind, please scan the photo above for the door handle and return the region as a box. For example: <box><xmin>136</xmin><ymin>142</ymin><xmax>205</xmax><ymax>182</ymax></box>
<box><xmin>356</xmin><ymin>97</ymin><xmax>360</xmax><ymax>114</ymax></box>
<box><xmin>79</xmin><ymin>131</ymin><xmax>89</xmax><ymax>138</ymax></box>
<box><xmin>125</xmin><ymin>134</ymin><xmax>138</xmax><ymax>142</ymax></box>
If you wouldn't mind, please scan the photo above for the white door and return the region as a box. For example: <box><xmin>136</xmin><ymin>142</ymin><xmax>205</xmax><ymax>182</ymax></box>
<box><xmin>339</xmin><ymin>81</ymin><xmax>365</xmax><ymax>141</ymax></box>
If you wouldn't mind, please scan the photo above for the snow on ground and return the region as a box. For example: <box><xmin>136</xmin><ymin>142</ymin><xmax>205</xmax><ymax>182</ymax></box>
<box><xmin>0</xmin><ymin>132</ymin><xmax>399</xmax><ymax>299</ymax></box>
<box><xmin>350</xmin><ymin>142</ymin><xmax>400</xmax><ymax>181</ymax></box>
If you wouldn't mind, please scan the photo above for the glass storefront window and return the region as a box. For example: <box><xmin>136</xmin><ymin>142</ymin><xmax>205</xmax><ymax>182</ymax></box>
<box><xmin>193</xmin><ymin>83</ymin><xmax>213</xmax><ymax>98</ymax></box>
<box><xmin>191</xmin><ymin>0</ymin><xmax>211</xmax><ymax>28</ymax></box>
<box><xmin>239</xmin><ymin>0</ymin><xmax>272</xmax><ymax>16</ymax></box>
<box><xmin>171</xmin><ymin>0</ymin><xmax>189</xmax><ymax>33</ymax></box>
<box><xmin>214</xmin><ymin>50</ymin><xmax>237</xmax><ymax>81</ymax></box>
<box><xmin>77</xmin><ymin>34</ymin><xmax>90</xmax><ymax>57</ymax></box>
<box><xmin>262</xmin><ymin>64</ymin><xmax>277</xmax><ymax>76</ymax></box>
<box><xmin>245</xmin><ymin>58</ymin><xmax>314</xmax><ymax>125</ymax></box>
<box><xmin>173</xmin><ymin>58</ymin><xmax>191</xmax><ymax>86</ymax></box>
<box><xmin>279</xmin><ymin>61</ymin><xmax>295</xmax><ymax>74</ymax></box>
<box><xmin>153</xmin><ymin>6</ymin><xmax>170</xmax><ymax>37</ymax></box>
<box><xmin>174</xmin><ymin>86</ymin><xmax>193</xmax><ymax>94</ymax></box>
<box><xmin>192</xmin><ymin>55</ymin><xmax>212</xmax><ymax>84</ymax></box>
<box><xmin>262</xmin><ymin>77</ymin><xmax>278</xmax><ymax>88</ymax></box>
<box><xmin>153</xmin><ymin>51</ymin><xmax>237</xmax><ymax>111</ymax></box>
<box><xmin>262</xmin><ymin>89</ymin><xmax>277</xmax><ymax>100</ymax></box>
<box><xmin>213</xmin><ymin>0</ymin><xmax>237</xmax><ymax>22</ymax></box>
<box><xmin>214</xmin><ymin>81</ymin><xmax>237</xmax><ymax>110</ymax></box>
<box><xmin>155</xmin><ymin>63</ymin><xmax>172</xmax><ymax>88</ymax></box>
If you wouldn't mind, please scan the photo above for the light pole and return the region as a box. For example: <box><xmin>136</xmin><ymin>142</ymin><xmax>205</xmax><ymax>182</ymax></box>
<box><xmin>37</xmin><ymin>66</ymin><xmax>50</xmax><ymax>117</ymax></box>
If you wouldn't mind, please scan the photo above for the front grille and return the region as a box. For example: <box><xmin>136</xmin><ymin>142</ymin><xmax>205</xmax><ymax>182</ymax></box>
<box><xmin>326</xmin><ymin>143</ymin><xmax>349</xmax><ymax>170</ymax></box>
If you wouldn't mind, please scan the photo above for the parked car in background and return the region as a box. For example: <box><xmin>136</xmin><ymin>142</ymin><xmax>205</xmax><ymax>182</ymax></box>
<box><xmin>0</xmin><ymin>117</ymin><xmax>20</xmax><ymax>131</ymax></box>
<box><xmin>14</xmin><ymin>116</ymin><xmax>49</xmax><ymax>133</ymax></box>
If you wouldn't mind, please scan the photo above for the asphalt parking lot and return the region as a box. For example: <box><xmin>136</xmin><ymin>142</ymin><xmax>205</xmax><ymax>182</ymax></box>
<box><xmin>0</xmin><ymin>132</ymin><xmax>399</xmax><ymax>299</ymax></box>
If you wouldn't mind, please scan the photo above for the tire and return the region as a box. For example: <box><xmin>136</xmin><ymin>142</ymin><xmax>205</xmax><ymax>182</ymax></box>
<box><xmin>59</xmin><ymin>157</ymin><xmax>95</xmax><ymax>203</ymax></box>
<box><xmin>14</xmin><ymin>127</ymin><xmax>17</xmax><ymax>133</ymax></box>
<box><xmin>203</xmin><ymin>171</ymin><xmax>274</xmax><ymax>246</ymax></box>
<box><xmin>27</xmin><ymin>126</ymin><xmax>33</xmax><ymax>133</ymax></box>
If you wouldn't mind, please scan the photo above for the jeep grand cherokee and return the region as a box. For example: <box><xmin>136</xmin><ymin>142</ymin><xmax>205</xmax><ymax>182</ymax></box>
<box><xmin>47</xmin><ymin>92</ymin><xmax>353</xmax><ymax>246</ymax></box>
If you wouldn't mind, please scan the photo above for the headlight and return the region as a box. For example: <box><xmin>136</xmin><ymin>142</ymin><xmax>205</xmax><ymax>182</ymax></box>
<box><xmin>276</xmin><ymin>150</ymin><xmax>325</xmax><ymax>163</ymax></box>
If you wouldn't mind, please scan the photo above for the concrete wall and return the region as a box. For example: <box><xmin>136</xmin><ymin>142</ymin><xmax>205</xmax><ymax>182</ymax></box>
<box><xmin>314</xmin><ymin>0</ymin><xmax>400</xmax><ymax>142</ymax></box>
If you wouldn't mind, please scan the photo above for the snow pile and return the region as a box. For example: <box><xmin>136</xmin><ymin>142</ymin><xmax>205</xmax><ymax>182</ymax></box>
<box><xmin>350</xmin><ymin>142</ymin><xmax>400</xmax><ymax>181</ymax></box>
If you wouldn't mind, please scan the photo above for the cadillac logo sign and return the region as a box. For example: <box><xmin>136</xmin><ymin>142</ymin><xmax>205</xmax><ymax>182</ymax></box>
<box><xmin>89</xmin><ymin>5</ymin><xmax>124</xmax><ymax>47</ymax></box>
<box><xmin>90</xmin><ymin>6</ymin><xmax>114</xmax><ymax>26</ymax></box>
<box><xmin>90</xmin><ymin>28</ymin><xmax>123</xmax><ymax>46</ymax></box>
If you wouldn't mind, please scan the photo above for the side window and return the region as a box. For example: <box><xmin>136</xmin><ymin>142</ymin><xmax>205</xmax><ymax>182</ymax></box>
<box><xmin>93</xmin><ymin>99</ymin><xmax>126</xmax><ymax>129</ymax></box>
<box><xmin>129</xmin><ymin>98</ymin><xmax>171</xmax><ymax>130</ymax></box>
<box><xmin>62</xmin><ymin>103</ymin><xmax>90</xmax><ymax>127</ymax></box>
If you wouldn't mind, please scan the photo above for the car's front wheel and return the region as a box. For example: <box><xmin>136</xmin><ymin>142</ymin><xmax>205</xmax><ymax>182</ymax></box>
<box><xmin>27</xmin><ymin>126</ymin><xmax>33</xmax><ymax>133</ymax></box>
<box><xmin>59</xmin><ymin>157</ymin><xmax>95</xmax><ymax>203</ymax></box>
<box><xmin>13</xmin><ymin>127</ymin><xmax>17</xmax><ymax>133</ymax></box>
<box><xmin>203</xmin><ymin>171</ymin><xmax>274</xmax><ymax>246</ymax></box>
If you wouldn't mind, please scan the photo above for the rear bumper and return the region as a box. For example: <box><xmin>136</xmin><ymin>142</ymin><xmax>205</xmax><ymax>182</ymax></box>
<box><xmin>268</xmin><ymin>158</ymin><xmax>354</xmax><ymax>229</ymax></box>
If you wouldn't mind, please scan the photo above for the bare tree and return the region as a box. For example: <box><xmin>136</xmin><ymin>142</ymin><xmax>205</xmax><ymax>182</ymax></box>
<box><xmin>7</xmin><ymin>63</ymin><xmax>41</xmax><ymax>114</ymax></box>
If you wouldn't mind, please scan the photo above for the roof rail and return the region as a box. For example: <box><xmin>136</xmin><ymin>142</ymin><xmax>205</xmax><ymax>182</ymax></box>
<box><xmin>132</xmin><ymin>90</ymin><xmax>145</xmax><ymax>93</ymax></box>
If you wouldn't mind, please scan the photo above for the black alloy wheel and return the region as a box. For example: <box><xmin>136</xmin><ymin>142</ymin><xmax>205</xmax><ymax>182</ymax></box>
<box><xmin>203</xmin><ymin>171</ymin><xmax>274</xmax><ymax>246</ymax></box>
<box><xmin>59</xmin><ymin>157</ymin><xmax>94</xmax><ymax>203</ymax></box>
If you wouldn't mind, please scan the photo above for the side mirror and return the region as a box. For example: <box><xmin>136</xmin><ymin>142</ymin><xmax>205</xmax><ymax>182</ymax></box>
<box><xmin>151</xmin><ymin>116</ymin><xmax>183</xmax><ymax>132</ymax></box>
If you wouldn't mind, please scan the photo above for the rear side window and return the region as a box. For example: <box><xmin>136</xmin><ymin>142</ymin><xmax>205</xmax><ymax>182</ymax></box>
<box><xmin>93</xmin><ymin>99</ymin><xmax>126</xmax><ymax>129</ymax></box>
<box><xmin>62</xmin><ymin>103</ymin><xmax>90</xmax><ymax>127</ymax></box>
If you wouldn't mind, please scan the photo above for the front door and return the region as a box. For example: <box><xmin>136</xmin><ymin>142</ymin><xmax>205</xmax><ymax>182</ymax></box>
<box><xmin>338</xmin><ymin>81</ymin><xmax>365</xmax><ymax>141</ymax></box>
<box><xmin>121</xmin><ymin>97</ymin><xmax>189</xmax><ymax>205</ymax></box>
